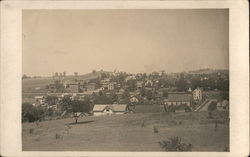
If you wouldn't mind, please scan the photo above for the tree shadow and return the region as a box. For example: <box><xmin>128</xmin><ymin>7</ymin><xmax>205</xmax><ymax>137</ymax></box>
<box><xmin>66</xmin><ymin>120</ymin><xmax>95</xmax><ymax>125</ymax></box>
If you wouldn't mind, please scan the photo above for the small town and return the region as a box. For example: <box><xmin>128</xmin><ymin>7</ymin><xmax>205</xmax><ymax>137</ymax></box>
<box><xmin>21</xmin><ymin>9</ymin><xmax>230</xmax><ymax>152</ymax></box>
<box><xmin>22</xmin><ymin>68</ymin><xmax>229</xmax><ymax>121</ymax></box>
<box><xmin>22</xmin><ymin>68</ymin><xmax>229</xmax><ymax>151</ymax></box>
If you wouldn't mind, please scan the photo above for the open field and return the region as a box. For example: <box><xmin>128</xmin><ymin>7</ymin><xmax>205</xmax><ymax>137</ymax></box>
<box><xmin>22</xmin><ymin>72</ymin><xmax>100</xmax><ymax>93</ymax></box>
<box><xmin>22</xmin><ymin>111</ymin><xmax>229</xmax><ymax>151</ymax></box>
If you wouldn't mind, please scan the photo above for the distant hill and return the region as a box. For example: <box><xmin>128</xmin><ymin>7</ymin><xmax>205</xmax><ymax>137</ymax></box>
<box><xmin>22</xmin><ymin>71</ymin><xmax>102</xmax><ymax>93</ymax></box>
<box><xmin>187</xmin><ymin>68</ymin><xmax>229</xmax><ymax>74</ymax></box>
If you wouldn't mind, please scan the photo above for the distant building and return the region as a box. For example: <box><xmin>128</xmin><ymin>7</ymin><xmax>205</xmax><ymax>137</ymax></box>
<box><xmin>136</xmin><ymin>81</ymin><xmax>144</xmax><ymax>89</ymax></box>
<box><xmin>165</xmin><ymin>92</ymin><xmax>192</xmax><ymax>106</ymax></box>
<box><xmin>100</xmin><ymin>78</ymin><xmax>110</xmax><ymax>85</ymax></box>
<box><xmin>116</xmin><ymin>89</ymin><xmax>125</xmax><ymax>98</ymax></box>
<box><xmin>92</xmin><ymin>104</ymin><xmax>128</xmax><ymax>116</ymax></box>
<box><xmin>34</xmin><ymin>96</ymin><xmax>45</xmax><ymax>104</ymax></box>
<box><xmin>86</xmin><ymin>83</ymin><xmax>96</xmax><ymax>91</ymax></box>
<box><xmin>108</xmin><ymin>83</ymin><xmax>115</xmax><ymax>90</ymax></box>
<box><xmin>217</xmin><ymin>100</ymin><xmax>229</xmax><ymax>111</ymax></box>
<box><xmin>68</xmin><ymin>83</ymin><xmax>79</xmax><ymax>93</ymax></box>
<box><xmin>193</xmin><ymin>88</ymin><xmax>202</xmax><ymax>101</ymax></box>
<box><xmin>145</xmin><ymin>80</ymin><xmax>153</xmax><ymax>87</ymax></box>
<box><xmin>130</xmin><ymin>96</ymin><xmax>139</xmax><ymax>103</ymax></box>
<box><xmin>125</xmin><ymin>75</ymin><xmax>136</xmax><ymax>82</ymax></box>
<box><xmin>152</xmin><ymin>72</ymin><xmax>159</xmax><ymax>76</ymax></box>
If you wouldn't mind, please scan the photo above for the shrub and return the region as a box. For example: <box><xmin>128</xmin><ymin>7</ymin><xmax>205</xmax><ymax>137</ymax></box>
<box><xmin>179</xmin><ymin>121</ymin><xmax>183</xmax><ymax>125</ymax></box>
<box><xmin>159</xmin><ymin>136</ymin><xmax>192</xmax><ymax>151</ymax></box>
<box><xmin>141</xmin><ymin>121</ymin><xmax>145</xmax><ymax>127</ymax></box>
<box><xmin>22</xmin><ymin>103</ymin><xmax>44</xmax><ymax>122</ymax></box>
<box><xmin>29</xmin><ymin>128</ymin><xmax>34</xmax><ymax>134</ymax></box>
<box><xmin>208</xmin><ymin>101</ymin><xmax>217</xmax><ymax>119</ymax></box>
<box><xmin>34</xmin><ymin>137</ymin><xmax>40</xmax><ymax>141</ymax></box>
<box><xmin>153</xmin><ymin>126</ymin><xmax>159</xmax><ymax>133</ymax></box>
<box><xmin>55</xmin><ymin>133</ymin><xmax>63</xmax><ymax>140</ymax></box>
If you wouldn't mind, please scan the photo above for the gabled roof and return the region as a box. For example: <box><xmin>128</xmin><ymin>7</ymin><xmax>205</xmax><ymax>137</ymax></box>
<box><xmin>93</xmin><ymin>104</ymin><xmax>127</xmax><ymax>112</ymax></box>
<box><xmin>34</xmin><ymin>96</ymin><xmax>44</xmax><ymax>99</ymax></box>
<box><xmin>168</xmin><ymin>92</ymin><xmax>192</xmax><ymax>102</ymax></box>
<box><xmin>112</xmin><ymin>104</ymin><xmax>127</xmax><ymax>112</ymax></box>
<box><xmin>221</xmin><ymin>100</ymin><xmax>229</xmax><ymax>107</ymax></box>
<box><xmin>93</xmin><ymin>104</ymin><xmax>109</xmax><ymax>111</ymax></box>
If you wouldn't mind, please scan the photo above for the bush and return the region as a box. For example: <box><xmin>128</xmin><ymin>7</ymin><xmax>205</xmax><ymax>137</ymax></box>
<box><xmin>159</xmin><ymin>136</ymin><xmax>192</xmax><ymax>151</ymax></box>
<box><xmin>55</xmin><ymin>133</ymin><xmax>63</xmax><ymax>140</ymax></box>
<box><xmin>141</xmin><ymin>121</ymin><xmax>145</xmax><ymax>127</ymax></box>
<box><xmin>153</xmin><ymin>126</ymin><xmax>159</xmax><ymax>133</ymax></box>
<box><xmin>29</xmin><ymin>128</ymin><xmax>34</xmax><ymax>134</ymax></box>
<box><xmin>22</xmin><ymin>103</ymin><xmax>44</xmax><ymax>122</ymax></box>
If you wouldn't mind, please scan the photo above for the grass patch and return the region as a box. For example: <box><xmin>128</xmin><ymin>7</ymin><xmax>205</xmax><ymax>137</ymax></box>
<box><xmin>159</xmin><ymin>136</ymin><xmax>192</xmax><ymax>151</ymax></box>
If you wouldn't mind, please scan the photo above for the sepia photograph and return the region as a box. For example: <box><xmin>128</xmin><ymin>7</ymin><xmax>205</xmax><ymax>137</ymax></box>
<box><xmin>21</xmin><ymin>9</ymin><xmax>230</xmax><ymax>152</ymax></box>
<box><xmin>0</xmin><ymin>0</ymin><xmax>249</xmax><ymax>156</ymax></box>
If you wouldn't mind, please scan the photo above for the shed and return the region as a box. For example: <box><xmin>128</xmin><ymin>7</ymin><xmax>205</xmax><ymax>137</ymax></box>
<box><xmin>93</xmin><ymin>104</ymin><xmax>128</xmax><ymax>116</ymax></box>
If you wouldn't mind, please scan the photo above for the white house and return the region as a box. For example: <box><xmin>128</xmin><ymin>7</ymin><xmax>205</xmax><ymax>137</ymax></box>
<box><xmin>217</xmin><ymin>100</ymin><xmax>229</xmax><ymax>111</ymax></box>
<box><xmin>34</xmin><ymin>96</ymin><xmax>45</xmax><ymax>104</ymax></box>
<box><xmin>145</xmin><ymin>80</ymin><xmax>153</xmax><ymax>87</ymax></box>
<box><xmin>130</xmin><ymin>96</ymin><xmax>139</xmax><ymax>103</ymax></box>
<box><xmin>93</xmin><ymin>104</ymin><xmax>128</xmax><ymax>116</ymax></box>
<box><xmin>125</xmin><ymin>75</ymin><xmax>136</xmax><ymax>82</ymax></box>
<box><xmin>193</xmin><ymin>88</ymin><xmax>202</xmax><ymax>102</ymax></box>
<box><xmin>136</xmin><ymin>81</ymin><xmax>144</xmax><ymax>89</ymax></box>
<box><xmin>108</xmin><ymin>83</ymin><xmax>115</xmax><ymax>90</ymax></box>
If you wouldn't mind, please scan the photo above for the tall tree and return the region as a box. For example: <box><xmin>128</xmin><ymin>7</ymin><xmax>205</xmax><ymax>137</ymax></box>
<box><xmin>71</xmin><ymin>99</ymin><xmax>91</xmax><ymax>124</ymax></box>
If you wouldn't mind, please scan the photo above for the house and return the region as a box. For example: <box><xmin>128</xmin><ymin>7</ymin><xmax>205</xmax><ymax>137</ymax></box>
<box><xmin>79</xmin><ymin>82</ymin><xmax>86</xmax><ymax>92</ymax></box>
<box><xmin>108</xmin><ymin>83</ymin><xmax>115</xmax><ymax>90</ymax></box>
<box><xmin>92</xmin><ymin>104</ymin><xmax>128</xmax><ymax>116</ymax></box>
<box><xmin>34</xmin><ymin>96</ymin><xmax>45</xmax><ymax>104</ymax></box>
<box><xmin>116</xmin><ymin>89</ymin><xmax>125</xmax><ymax>98</ymax></box>
<box><xmin>187</xmin><ymin>87</ymin><xmax>192</xmax><ymax>92</ymax></box>
<box><xmin>136</xmin><ymin>81</ymin><xmax>144</xmax><ymax>89</ymax></box>
<box><xmin>112</xmin><ymin>104</ymin><xmax>129</xmax><ymax>114</ymax></box>
<box><xmin>68</xmin><ymin>83</ymin><xmax>79</xmax><ymax>93</ymax></box>
<box><xmin>100</xmin><ymin>78</ymin><xmax>110</xmax><ymax>85</ymax></box>
<box><xmin>152</xmin><ymin>72</ymin><xmax>160</xmax><ymax>76</ymax></box>
<box><xmin>217</xmin><ymin>100</ymin><xmax>229</xmax><ymax>111</ymax></box>
<box><xmin>193</xmin><ymin>88</ymin><xmax>202</xmax><ymax>102</ymax></box>
<box><xmin>145</xmin><ymin>80</ymin><xmax>153</xmax><ymax>87</ymax></box>
<box><xmin>165</xmin><ymin>92</ymin><xmax>192</xmax><ymax>106</ymax></box>
<box><xmin>48</xmin><ymin>83</ymin><xmax>56</xmax><ymax>92</ymax></box>
<box><xmin>155</xmin><ymin>91</ymin><xmax>164</xmax><ymax>100</ymax></box>
<box><xmin>130</xmin><ymin>96</ymin><xmax>139</xmax><ymax>103</ymax></box>
<box><xmin>86</xmin><ymin>83</ymin><xmax>96</xmax><ymax>91</ymax></box>
<box><xmin>125</xmin><ymin>75</ymin><xmax>136</xmax><ymax>82</ymax></box>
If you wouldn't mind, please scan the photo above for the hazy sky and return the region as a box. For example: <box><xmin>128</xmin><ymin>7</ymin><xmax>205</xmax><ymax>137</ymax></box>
<box><xmin>23</xmin><ymin>9</ymin><xmax>229</xmax><ymax>76</ymax></box>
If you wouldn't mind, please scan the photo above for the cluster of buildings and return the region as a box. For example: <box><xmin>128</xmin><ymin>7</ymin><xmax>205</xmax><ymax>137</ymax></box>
<box><xmin>30</xmin><ymin>70</ymin><xmax>229</xmax><ymax>116</ymax></box>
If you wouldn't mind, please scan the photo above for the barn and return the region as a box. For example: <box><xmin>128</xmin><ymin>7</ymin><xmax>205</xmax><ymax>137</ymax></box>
<box><xmin>164</xmin><ymin>92</ymin><xmax>192</xmax><ymax>107</ymax></box>
<box><xmin>93</xmin><ymin>104</ymin><xmax>128</xmax><ymax>116</ymax></box>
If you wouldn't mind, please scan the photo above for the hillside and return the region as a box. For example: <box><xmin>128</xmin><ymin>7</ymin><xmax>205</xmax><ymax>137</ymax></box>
<box><xmin>187</xmin><ymin>68</ymin><xmax>229</xmax><ymax>75</ymax></box>
<box><xmin>22</xmin><ymin>111</ymin><xmax>229</xmax><ymax>151</ymax></box>
<box><xmin>22</xmin><ymin>72</ymin><xmax>101</xmax><ymax>93</ymax></box>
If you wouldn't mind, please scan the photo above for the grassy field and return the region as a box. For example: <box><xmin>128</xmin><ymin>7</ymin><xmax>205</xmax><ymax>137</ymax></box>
<box><xmin>22</xmin><ymin>72</ymin><xmax>100</xmax><ymax>93</ymax></box>
<box><xmin>22</xmin><ymin>111</ymin><xmax>229</xmax><ymax>151</ymax></box>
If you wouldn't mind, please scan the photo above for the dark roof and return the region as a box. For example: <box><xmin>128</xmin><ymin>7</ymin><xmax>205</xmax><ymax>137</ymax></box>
<box><xmin>168</xmin><ymin>92</ymin><xmax>192</xmax><ymax>102</ymax></box>
<box><xmin>176</xmin><ymin>104</ymin><xmax>188</xmax><ymax>110</ymax></box>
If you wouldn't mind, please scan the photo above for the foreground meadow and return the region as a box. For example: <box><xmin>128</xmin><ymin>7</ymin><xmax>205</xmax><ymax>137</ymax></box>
<box><xmin>22</xmin><ymin>111</ymin><xmax>229</xmax><ymax>151</ymax></box>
